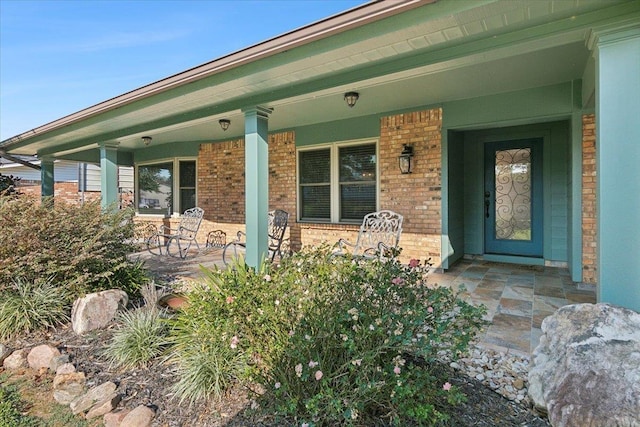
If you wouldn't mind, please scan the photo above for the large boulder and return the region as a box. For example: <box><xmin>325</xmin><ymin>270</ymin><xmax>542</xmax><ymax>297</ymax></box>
<box><xmin>528</xmin><ymin>303</ymin><xmax>640</xmax><ymax>427</ymax></box>
<box><xmin>71</xmin><ymin>289</ymin><xmax>128</xmax><ymax>334</ymax></box>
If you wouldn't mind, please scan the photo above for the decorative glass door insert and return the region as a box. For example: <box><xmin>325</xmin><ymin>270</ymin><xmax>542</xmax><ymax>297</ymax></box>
<box><xmin>484</xmin><ymin>138</ymin><xmax>543</xmax><ymax>257</ymax></box>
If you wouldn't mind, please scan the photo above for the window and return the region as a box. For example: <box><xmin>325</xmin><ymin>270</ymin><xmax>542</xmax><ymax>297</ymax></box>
<box><xmin>136</xmin><ymin>159</ymin><xmax>196</xmax><ymax>215</ymax></box>
<box><xmin>298</xmin><ymin>141</ymin><xmax>377</xmax><ymax>223</ymax></box>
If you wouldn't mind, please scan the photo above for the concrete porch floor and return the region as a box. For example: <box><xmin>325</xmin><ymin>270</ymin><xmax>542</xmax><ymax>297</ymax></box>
<box><xmin>132</xmin><ymin>249</ymin><xmax>597</xmax><ymax>359</ymax></box>
<box><xmin>429</xmin><ymin>259</ymin><xmax>597</xmax><ymax>358</ymax></box>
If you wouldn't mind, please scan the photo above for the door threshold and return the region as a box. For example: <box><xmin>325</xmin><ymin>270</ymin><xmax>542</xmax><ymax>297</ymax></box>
<box><xmin>482</xmin><ymin>254</ymin><xmax>545</xmax><ymax>266</ymax></box>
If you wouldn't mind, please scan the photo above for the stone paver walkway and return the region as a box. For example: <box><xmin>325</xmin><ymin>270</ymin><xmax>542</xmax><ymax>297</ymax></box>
<box><xmin>428</xmin><ymin>259</ymin><xmax>596</xmax><ymax>357</ymax></box>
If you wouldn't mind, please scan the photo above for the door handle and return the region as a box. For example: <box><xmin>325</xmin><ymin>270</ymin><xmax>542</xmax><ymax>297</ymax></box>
<box><xmin>484</xmin><ymin>191</ymin><xmax>490</xmax><ymax>218</ymax></box>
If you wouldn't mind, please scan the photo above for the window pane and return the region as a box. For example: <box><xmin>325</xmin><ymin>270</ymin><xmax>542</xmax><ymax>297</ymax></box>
<box><xmin>180</xmin><ymin>189</ymin><xmax>196</xmax><ymax>213</ymax></box>
<box><xmin>340</xmin><ymin>183</ymin><xmax>376</xmax><ymax>221</ymax></box>
<box><xmin>340</xmin><ymin>144</ymin><xmax>376</xmax><ymax>182</ymax></box>
<box><xmin>300</xmin><ymin>185</ymin><xmax>330</xmax><ymax>220</ymax></box>
<box><xmin>179</xmin><ymin>161</ymin><xmax>196</xmax><ymax>188</ymax></box>
<box><xmin>300</xmin><ymin>149</ymin><xmax>330</xmax><ymax>184</ymax></box>
<box><xmin>138</xmin><ymin>162</ymin><xmax>173</xmax><ymax>214</ymax></box>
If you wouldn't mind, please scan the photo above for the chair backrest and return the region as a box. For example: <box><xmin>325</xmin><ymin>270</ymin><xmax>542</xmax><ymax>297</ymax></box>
<box><xmin>177</xmin><ymin>207</ymin><xmax>205</xmax><ymax>239</ymax></box>
<box><xmin>354</xmin><ymin>210</ymin><xmax>403</xmax><ymax>256</ymax></box>
<box><xmin>206</xmin><ymin>229</ymin><xmax>227</xmax><ymax>249</ymax></box>
<box><xmin>268</xmin><ymin>209</ymin><xmax>289</xmax><ymax>251</ymax></box>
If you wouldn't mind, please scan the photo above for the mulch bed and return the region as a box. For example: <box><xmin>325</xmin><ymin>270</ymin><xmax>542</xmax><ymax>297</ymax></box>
<box><xmin>4</xmin><ymin>323</ymin><xmax>550</xmax><ymax>427</ymax></box>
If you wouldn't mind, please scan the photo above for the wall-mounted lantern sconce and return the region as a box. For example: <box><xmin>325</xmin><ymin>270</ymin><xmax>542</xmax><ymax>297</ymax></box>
<box><xmin>219</xmin><ymin>119</ymin><xmax>231</xmax><ymax>131</ymax></box>
<box><xmin>398</xmin><ymin>144</ymin><xmax>414</xmax><ymax>174</ymax></box>
<box><xmin>344</xmin><ymin>91</ymin><xmax>359</xmax><ymax>108</ymax></box>
<box><xmin>142</xmin><ymin>136</ymin><xmax>152</xmax><ymax>146</ymax></box>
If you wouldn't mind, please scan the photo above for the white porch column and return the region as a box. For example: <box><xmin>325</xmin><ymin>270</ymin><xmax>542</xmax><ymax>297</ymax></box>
<box><xmin>99</xmin><ymin>142</ymin><xmax>120</xmax><ymax>210</ymax></box>
<box><xmin>243</xmin><ymin>106</ymin><xmax>272</xmax><ymax>267</ymax></box>
<box><xmin>593</xmin><ymin>26</ymin><xmax>640</xmax><ymax>311</ymax></box>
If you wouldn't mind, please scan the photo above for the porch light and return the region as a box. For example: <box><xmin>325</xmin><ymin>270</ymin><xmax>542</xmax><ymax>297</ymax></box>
<box><xmin>219</xmin><ymin>119</ymin><xmax>231</xmax><ymax>131</ymax></box>
<box><xmin>344</xmin><ymin>91</ymin><xmax>359</xmax><ymax>108</ymax></box>
<box><xmin>398</xmin><ymin>144</ymin><xmax>414</xmax><ymax>174</ymax></box>
<box><xmin>142</xmin><ymin>136</ymin><xmax>152</xmax><ymax>146</ymax></box>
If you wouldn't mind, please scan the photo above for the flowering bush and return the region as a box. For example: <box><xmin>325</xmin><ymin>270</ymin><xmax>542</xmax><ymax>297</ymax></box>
<box><xmin>169</xmin><ymin>246</ymin><xmax>486</xmax><ymax>424</ymax></box>
<box><xmin>261</xmin><ymin>249</ymin><xmax>486</xmax><ymax>426</ymax></box>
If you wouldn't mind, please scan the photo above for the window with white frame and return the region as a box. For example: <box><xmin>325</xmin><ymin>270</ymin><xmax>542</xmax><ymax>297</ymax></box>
<box><xmin>298</xmin><ymin>140</ymin><xmax>377</xmax><ymax>223</ymax></box>
<box><xmin>136</xmin><ymin>159</ymin><xmax>196</xmax><ymax>215</ymax></box>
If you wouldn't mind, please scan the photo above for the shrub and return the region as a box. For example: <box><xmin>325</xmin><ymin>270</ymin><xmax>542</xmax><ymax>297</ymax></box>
<box><xmin>0</xmin><ymin>173</ymin><xmax>21</xmax><ymax>196</ymax></box>
<box><xmin>261</xmin><ymin>251</ymin><xmax>486</xmax><ymax>426</ymax></box>
<box><xmin>102</xmin><ymin>284</ymin><xmax>171</xmax><ymax>369</ymax></box>
<box><xmin>0</xmin><ymin>277</ymin><xmax>70</xmax><ymax>341</ymax></box>
<box><xmin>0</xmin><ymin>196</ymin><xmax>148</xmax><ymax>301</ymax></box>
<box><xmin>168</xmin><ymin>246</ymin><xmax>486</xmax><ymax>425</ymax></box>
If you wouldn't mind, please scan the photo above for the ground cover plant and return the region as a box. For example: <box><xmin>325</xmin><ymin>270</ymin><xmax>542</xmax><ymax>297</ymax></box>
<box><xmin>0</xmin><ymin>195</ymin><xmax>151</xmax><ymax>340</ymax></box>
<box><xmin>168</xmin><ymin>246</ymin><xmax>487</xmax><ymax>426</ymax></box>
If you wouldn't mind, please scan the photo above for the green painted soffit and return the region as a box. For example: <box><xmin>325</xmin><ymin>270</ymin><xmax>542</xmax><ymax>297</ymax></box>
<box><xmin>19</xmin><ymin>1</ymin><xmax>640</xmax><ymax>157</ymax></box>
<box><xmin>57</xmin><ymin>149</ymin><xmax>133</xmax><ymax>166</ymax></box>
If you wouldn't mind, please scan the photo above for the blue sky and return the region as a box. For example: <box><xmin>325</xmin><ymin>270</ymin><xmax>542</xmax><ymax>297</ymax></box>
<box><xmin>0</xmin><ymin>0</ymin><xmax>366</xmax><ymax>141</ymax></box>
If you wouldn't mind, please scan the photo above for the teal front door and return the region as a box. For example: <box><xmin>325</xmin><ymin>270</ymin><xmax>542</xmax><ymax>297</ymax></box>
<box><xmin>484</xmin><ymin>138</ymin><xmax>543</xmax><ymax>257</ymax></box>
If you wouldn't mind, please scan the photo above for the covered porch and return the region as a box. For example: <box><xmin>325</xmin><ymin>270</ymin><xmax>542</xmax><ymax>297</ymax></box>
<box><xmin>1</xmin><ymin>0</ymin><xmax>638</xmax><ymax>311</ymax></box>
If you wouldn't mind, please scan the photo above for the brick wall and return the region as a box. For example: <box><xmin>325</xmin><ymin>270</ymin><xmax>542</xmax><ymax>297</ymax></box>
<box><xmin>299</xmin><ymin>108</ymin><xmax>444</xmax><ymax>265</ymax></box>
<box><xmin>379</xmin><ymin>108</ymin><xmax>443</xmax><ymax>265</ymax></box>
<box><xmin>17</xmin><ymin>180</ymin><xmax>102</xmax><ymax>205</ymax></box>
<box><xmin>582</xmin><ymin>114</ymin><xmax>597</xmax><ymax>284</ymax></box>
<box><xmin>195</xmin><ymin>133</ymin><xmax>297</xmax><ymax>247</ymax></box>
<box><xmin>192</xmin><ymin>110</ymin><xmax>443</xmax><ymax>264</ymax></box>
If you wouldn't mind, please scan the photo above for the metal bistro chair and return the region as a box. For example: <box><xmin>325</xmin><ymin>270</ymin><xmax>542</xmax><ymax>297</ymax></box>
<box><xmin>333</xmin><ymin>210</ymin><xmax>403</xmax><ymax>260</ymax></box>
<box><xmin>222</xmin><ymin>209</ymin><xmax>289</xmax><ymax>266</ymax></box>
<box><xmin>146</xmin><ymin>207</ymin><xmax>205</xmax><ymax>259</ymax></box>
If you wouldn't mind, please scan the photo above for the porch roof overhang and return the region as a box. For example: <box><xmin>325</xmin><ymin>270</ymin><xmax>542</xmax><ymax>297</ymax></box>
<box><xmin>1</xmin><ymin>0</ymin><xmax>638</xmax><ymax>162</ymax></box>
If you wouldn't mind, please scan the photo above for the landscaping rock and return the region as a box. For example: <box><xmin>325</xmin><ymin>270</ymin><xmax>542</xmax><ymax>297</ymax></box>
<box><xmin>528</xmin><ymin>303</ymin><xmax>640</xmax><ymax>427</ymax></box>
<box><xmin>120</xmin><ymin>405</ymin><xmax>156</xmax><ymax>427</ymax></box>
<box><xmin>27</xmin><ymin>344</ymin><xmax>60</xmax><ymax>370</ymax></box>
<box><xmin>0</xmin><ymin>343</ymin><xmax>11</xmax><ymax>364</ymax></box>
<box><xmin>70</xmin><ymin>381</ymin><xmax>118</xmax><ymax>414</ymax></box>
<box><xmin>3</xmin><ymin>348</ymin><xmax>28</xmax><ymax>370</ymax></box>
<box><xmin>50</xmin><ymin>353</ymin><xmax>70</xmax><ymax>372</ymax></box>
<box><xmin>71</xmin><ymin>289</ymin><xmax>128</xmax><ymax>334</ymax></box>
<box><xmin>56</xmin><ymin>362</ymin><xmax>76</xmax><ymax>375</ymax></box>
<box><xmin>85</xmin><ymin>393</ymin><xmax>121</xmax><ymax>419</ymax></box>
<box><xmin>104</xmin><ymin>409</ymin><xmax>131</xmax><ymax>427</ymax></box>
<box><xmin>53</xmin><ymin>371</ymin><xmax>86</xmax><ymax>404</ymax></box>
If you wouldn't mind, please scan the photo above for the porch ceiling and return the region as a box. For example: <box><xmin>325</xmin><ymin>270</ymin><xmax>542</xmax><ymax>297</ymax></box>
<box><xmin>1</xmin><ymin>0</ymin><xmax>636</xmax><ymax>159</ymax></box>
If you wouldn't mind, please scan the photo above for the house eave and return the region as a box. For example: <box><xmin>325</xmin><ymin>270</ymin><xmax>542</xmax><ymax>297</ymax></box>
<box><xmin>0</xmin><ymin>0</ymin><xmax>432</xmax><ymax>151</ymax></box>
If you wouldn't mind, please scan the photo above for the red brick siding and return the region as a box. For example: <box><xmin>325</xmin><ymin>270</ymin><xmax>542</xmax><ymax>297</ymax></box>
<box><xmin>297</xmin><ymin>109</ymin><xmax>443</xmax><ymax>265</ymax></box>
<box><xmin>16</xmin><ymin>181</ymin><xmax>102</xmax><ymax>205</ymax></box>
<box><xmin>192</xmin><ymin>110</ymin><xmax>443</xmax><ymax>264</ymax></box>
<box><xmin>582</xmin><ymin>114</ymin><xmax>597</xmax><ymax>284</ymax></box>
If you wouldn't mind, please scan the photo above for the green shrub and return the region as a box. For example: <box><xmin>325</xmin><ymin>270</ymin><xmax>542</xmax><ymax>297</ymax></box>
<box><xmin>0</xmin><ymin>196</ymin><xmax>148</xmax><ymax>301</ymax></box>
<box><xmin>103</xmin><ymin>284</ymin><xmax>171</xmax><ymax>369</ymax></box>
<box><xmin>168</xmin><ymin>246</ymin><xmax>486</xmax><ymax>425</ymax></box>
<box><xmin>0</xmin><ymin>277</ymin><xmax>70</xmax><ymax>341</ymax></box>
<box><xmin>261</xmin><ymin>251</ymin><xmax>486</xmax><ymax>426</ymax></box>
<box><xmin>0</xmin><ymin>375</ymin><xmax>38</xmax><ymax>427</ymax></box>
<box><xmin>102</xmin><ymin>307</ymin><xmax>170</xmax><ymax>370</ymax></box>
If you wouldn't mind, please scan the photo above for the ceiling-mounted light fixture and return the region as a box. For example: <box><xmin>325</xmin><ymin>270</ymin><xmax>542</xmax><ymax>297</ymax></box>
<box><xmin>398</xmin><ymin>144</ymin><xmax>414</xmax><ymax>174</ymax></box>
<box><xmin>219</xmin><ymin>119</ymin><xmax>231</xmax><ymax>131</ymax></box>
<box><xmin>142</xmin><ymin>136</ymin><xmax>152</xmax><ymax>146</ymax></box>
<box><xmin>344</xmin><ymin>91</ymin><xmax>359</xmax><ymax>108</ymax></box>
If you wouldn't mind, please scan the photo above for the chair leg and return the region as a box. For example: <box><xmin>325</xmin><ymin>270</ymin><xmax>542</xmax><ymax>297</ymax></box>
<box><xmin>146</xmin><ymin>234</ymin><xmax>165</xmax><ymax>256</ymax></box>
<box><xmin>167</xmin><ymin>237</ymin><xmax>190</xmax><ymax>259</ymax></box>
